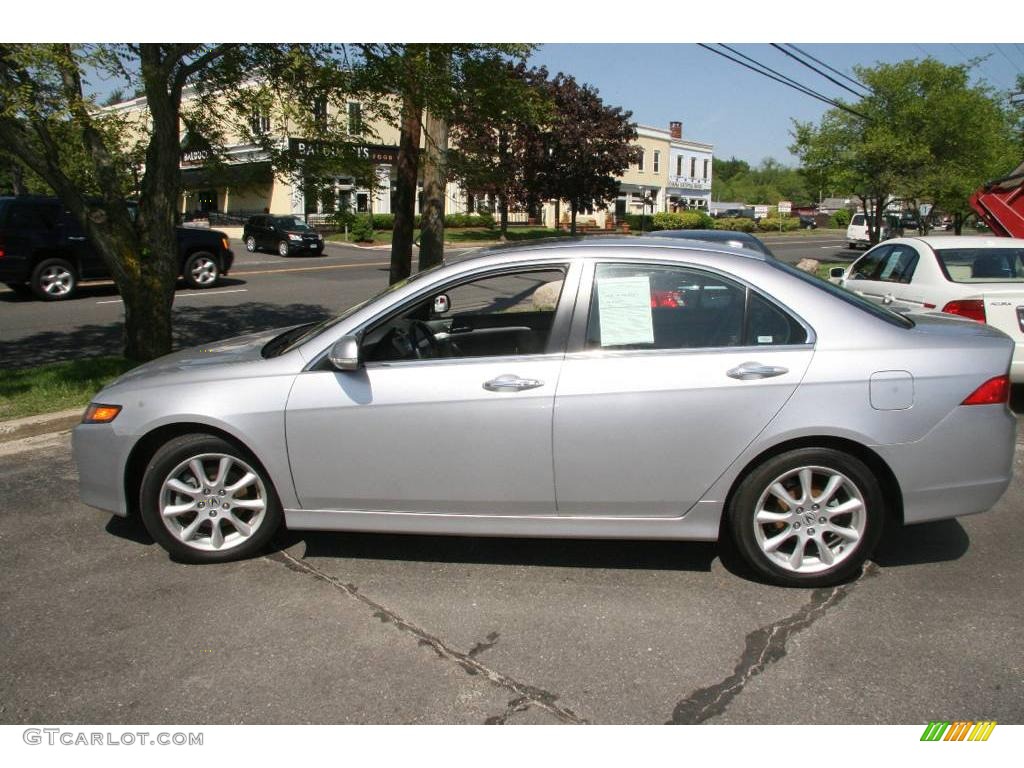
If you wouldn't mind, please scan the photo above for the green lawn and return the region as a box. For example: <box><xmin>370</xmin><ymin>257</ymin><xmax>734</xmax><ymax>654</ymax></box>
<box><xmin>328</xmin><ymin>226</ymin><xmax>571</xmax><ymax>246</ymax></box>
<box><xmin>0</xmin><ymin>357</ymin><xmax>137</xmax><ymax>421</ymax></box>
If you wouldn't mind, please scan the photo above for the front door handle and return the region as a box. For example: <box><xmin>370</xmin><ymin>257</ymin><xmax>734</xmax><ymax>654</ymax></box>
<box><xmin>483</xmin><ymin>374</ymin><xmax>544</xmax><ymax>392</ymax></box>
<box><xmin>881</xmin><ymin>293</ymin><xmax>894</xmax><ymax>305</ymax></box>
<box><xmin>67</xmin><ymin>236</ymin><xmax>87</xmax><ymax>241</ymax></box>
<box><xmin>727</xmin><ymin>362</ymin><xmax>789</xmax><ymax>380</ymax></box>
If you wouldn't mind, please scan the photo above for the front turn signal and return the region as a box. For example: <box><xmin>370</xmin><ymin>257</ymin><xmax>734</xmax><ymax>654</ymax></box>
<box><xmin>83</xmin><ymin>404</ymin><xmax>122</xmax><ymax>423</ymax></box>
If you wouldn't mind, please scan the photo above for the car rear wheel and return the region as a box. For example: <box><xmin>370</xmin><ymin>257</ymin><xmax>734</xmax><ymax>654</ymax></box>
<box><xmin>728</xmin><ymin>448</ymin><xmax>884</xmax><ymax>587</ymax></box>
<box><xmin>245</xmin><ymin>235</ymin><xmax>257</xmax><ymax>253</ymax></box>
<box><xmin>139</xmin><ymin>434</ymin><xmax>282</xmax><ymax>563</ymax></box>
<box><xmin>30</xmin><ymin>257</ymin><xmax>78</xmax><ymax>301</ymax></box>
<box><xmin>277</xmin><ymin>240</ymin><xmax>290</xmax><ymax>257</ymax></box>
<box><xmin>184</xmin><ymin>251</ymin><xmax>220</xmax><ymax>289</ymax></box>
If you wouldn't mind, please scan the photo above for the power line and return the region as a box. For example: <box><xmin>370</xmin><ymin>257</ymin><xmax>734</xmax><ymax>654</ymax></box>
<box><xmin>995</xmin><ymin>45</ymin><xmax>1023</xmax><ymax>76</ymax></box>
<box><xmin>786</xmin><ymin>43</ymin><xmax>871</xmax><ymax>95</ymax></box>
<box><xmin>696</xmin><ymin>44</ymin><xmax>871</xmax><ymax>121</ymax></box>
<box><xmin>771</xmin><ymin>43</ymin><xmax>868</xmax><ymax>99</ymax></box>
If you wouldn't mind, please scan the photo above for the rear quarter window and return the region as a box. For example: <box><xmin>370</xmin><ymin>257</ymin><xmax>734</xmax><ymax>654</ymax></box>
<box><xmin>935</xmin><ymin>248</ymin><xmax>1024</xmax><ymax>283</ymax></box>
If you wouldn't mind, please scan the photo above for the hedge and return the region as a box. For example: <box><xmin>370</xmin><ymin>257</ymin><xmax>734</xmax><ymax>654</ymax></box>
<box><xmin>829</xmin><ymin>209</ymin><xmax>852</xmax><ymax>228</ymax></box>
<box><xmin>757</xmin><ymin>216</ymin><xmax>800</xmax><ymax>232</ymax></box>
<box><xmin>651</xmin><ymin>211</ymin><xmax>714</xmax><ymax>230</ymax></box>
<box><xmin>714</xmin><ymin>217</ymin><xmax>758</xmax><ymax>232</ymax></box>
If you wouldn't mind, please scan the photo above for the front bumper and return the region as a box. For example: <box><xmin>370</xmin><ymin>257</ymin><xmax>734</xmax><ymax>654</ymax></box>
<box><xmin>72</xmin><ymin>422</ymin><xmax>132</xmax><ymax>517</ymax></box>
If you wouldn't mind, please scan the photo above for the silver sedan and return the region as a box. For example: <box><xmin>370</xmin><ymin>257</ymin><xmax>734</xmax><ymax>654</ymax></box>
<box><xmin>73</xmin><ymin>238</ymin><xmax>1016</xmax><ymax>587</ymax></box>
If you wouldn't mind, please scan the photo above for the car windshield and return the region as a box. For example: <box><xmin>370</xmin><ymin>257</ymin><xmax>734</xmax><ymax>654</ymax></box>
<box><xmin>769</xmin><ymin>260</ymin><xmax>914</xmax><ymax>329</ymax></box>
<box><xmin>262</xmin><ymin>262</ymin><xmax>448</xmax><ymax>357</ymax></box>
<box><xmin>935</xmin><ymin>248</ymin><xmax>1024</xmax><ymax>283</ymax></box>
<box><xmin>273</xmin><ymin>216</ymin><xmax>312</xmax><ymax>231</ymax></box>
<box><xmin>850</xmin><ymin>214</ymin><xmax>865</xmax><ymax>226</ymax></box>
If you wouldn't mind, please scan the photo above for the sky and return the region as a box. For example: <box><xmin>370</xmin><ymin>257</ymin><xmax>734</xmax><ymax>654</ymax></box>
<box><xmin>528</xmin><ymin>43</ymin><xmax>1024</xmax><ymax>167</ymax></box>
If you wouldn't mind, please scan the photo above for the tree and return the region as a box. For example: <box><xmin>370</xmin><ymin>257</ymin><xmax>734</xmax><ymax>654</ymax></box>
<box><xmin>448</xmin><ymin>62</ymin><xmax>553</xmax><ymax>240</ymax></box>
<box><xmin>543</xmin><ymin>73</ymin><xmax>640</xmax><ymax>234</ymax></box>
<box><xmin>352</xmin><ymin>44</ymin><xmax>533</xmax><ymax>281</ymax></box>
<box><xmin>792</xmin><ymin>57</ymin><xmax>1018</xmax><ymax>243</ymax></box>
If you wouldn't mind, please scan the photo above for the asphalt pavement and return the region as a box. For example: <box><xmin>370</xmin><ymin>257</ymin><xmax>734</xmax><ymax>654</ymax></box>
<box><xmin>1</xmin><ymin>426</ymin><xmax>1021</xmax><ymax>724</ymax></box>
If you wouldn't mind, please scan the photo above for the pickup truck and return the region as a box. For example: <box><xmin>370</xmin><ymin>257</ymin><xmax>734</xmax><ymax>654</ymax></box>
<box><xmin>0</xmin><ymin>196</ymin><xmax>234</xmax><ymax>301</ymax></box>
<box><xmin>970</xmin><ymin>161</ymin><xmax>1024</xmax><ymax>238</ymax></box>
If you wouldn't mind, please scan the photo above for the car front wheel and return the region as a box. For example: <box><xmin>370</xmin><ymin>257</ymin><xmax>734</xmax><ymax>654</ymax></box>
<box><xmin>139</xmin><ymin>434</ymin><xmax>282</xmax><ymax>563</ymax></box>
<box><xmin>277</xmin><ymin>240</ymin><xmax>290</xmax><ymax>257</ymax></box>
<box><xmin>184</xmin><ymin>251</ymin><xmax>220</xmax><ymax>289</ymax></box>
<box><xmin>728</xmin><ymin>447</ymin><xmax>884</xmax><ymax>587</ymax></box>
<box><xmin>245</xmin><ymin>235</ymin><xmax>257</xmax><ymax>253</ymax></box>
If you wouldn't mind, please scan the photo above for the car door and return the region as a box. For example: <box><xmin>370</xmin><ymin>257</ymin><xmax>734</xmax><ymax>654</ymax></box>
<box><xmin>285</xmin><ymin>261</ymin><xmax>580</xmax><ymax>515</ymax></box>
<box><xmin>552</xmin><ymin>260</ymin><xmax>814</xmax><ymax>517</ymax></box>
<box><xmin>845</xmin><ymin>244</ymin><xmax>921</xmax><ymax>312</ymax></box>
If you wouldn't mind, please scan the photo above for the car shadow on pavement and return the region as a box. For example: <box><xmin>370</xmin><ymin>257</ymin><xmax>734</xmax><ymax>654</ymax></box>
<box><xmin>871</xmin><ymin>518</ymin><xmax>970</xmax><ymax>568</ymax></box>
<box><xmin>104</xmin><ymin>514</ymin><xmax>154</xmax><ymax>546</ymax></box>
<box><xmin>276</xmin><ymin>529</ymin><xmax>721</xmax><ymax>573</ymax></box>
<box><xmin>1</xmin><ymin>300</ymin><xmax>331</xmax><ymax>368</ymax></box>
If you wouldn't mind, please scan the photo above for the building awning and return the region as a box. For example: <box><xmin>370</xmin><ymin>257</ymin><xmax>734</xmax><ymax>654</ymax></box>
<box><xmin>181</xmin><ymin>161</ymin><xmax>273</xmax><ymax>190</ymax></box>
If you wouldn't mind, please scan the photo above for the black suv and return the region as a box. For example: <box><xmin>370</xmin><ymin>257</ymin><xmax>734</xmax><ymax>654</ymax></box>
<box><xmin>243</xmin><ymin>214</ymin><xmax>324</xmax><ymax>256</ymax></box>
<box><xmin>0</xmin><ymin>196</ymin><xmax>234</xmax><ymax>301</ymax></box>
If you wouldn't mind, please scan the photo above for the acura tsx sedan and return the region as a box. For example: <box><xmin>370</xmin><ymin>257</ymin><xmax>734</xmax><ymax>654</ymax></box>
<box><xmin>73</xmin><ymin>238</ymin><xmax>1016</xmax><ymax>587</ymax></box>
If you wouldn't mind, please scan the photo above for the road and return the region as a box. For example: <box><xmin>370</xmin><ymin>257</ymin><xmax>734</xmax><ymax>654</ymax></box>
<box><xmin>0</xmin><ymin>233</ymin><xmax>854</xmax><ymax>369</ymax></box>
<box><xmin>1</xmin><ymin>425</ymin><xmax>1021</xmax><ymax>724</ymax></box>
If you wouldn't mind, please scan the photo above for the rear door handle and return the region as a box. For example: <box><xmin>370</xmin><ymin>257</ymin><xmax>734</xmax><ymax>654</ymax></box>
<box><xmin>67</xmin><ymin>236</ymin><xmax>87</xmax><ymax>241</ymax></box>
<box><xmin>881</xmin><ymin>293</ymin><xmax>894</xmax><ymax>304</ymax></box>
<box><xmin>727</xmin><ymin>362</ymin><xmax>789</xmax><ymax>380</ymax></box>
<box><xmin>483</xmin><ymin>374</ymin><xmax>544</xmax><ymax>392</ymax></box>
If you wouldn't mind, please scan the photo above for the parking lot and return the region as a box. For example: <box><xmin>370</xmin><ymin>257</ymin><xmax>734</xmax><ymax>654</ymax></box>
<box><xmin>2</xmin><ymin>231</ymin><xmax>1022</xmax><ymax>725</ymax></box>
<box><xmin>1</xmin><ymin>420</ymin><xmax>1021</xmax><ymax>725</ymax></box>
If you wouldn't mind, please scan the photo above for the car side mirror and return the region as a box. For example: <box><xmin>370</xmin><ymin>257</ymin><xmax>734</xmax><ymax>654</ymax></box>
<box><xmin>829</xmin><ymin>267</ymin><xmax>845</xmax><ymax>279</ymax></box>
<box><xmin>328</xmin><ymin>335</ymin><xmax>361</xmax><ymax>371</ymax></box>
<box><xmin>433</xmin><ymin>294</ymin><xmax>450</xmax><ymax>315</ymax></box>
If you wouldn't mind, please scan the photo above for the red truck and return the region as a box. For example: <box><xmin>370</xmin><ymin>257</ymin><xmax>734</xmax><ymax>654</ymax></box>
<box><xmin>970</xmin><ymin>160</ymin><xmax>1024</xmax><ymax>237</ymax></box>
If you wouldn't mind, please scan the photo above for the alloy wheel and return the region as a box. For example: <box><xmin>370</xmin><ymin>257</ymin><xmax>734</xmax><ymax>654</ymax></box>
<box><xmin>189</xmin><ymin>256</ymin><xmax>218</xmax><ymax>285</ymax></box>
<box><xmin>158</xmin><ymin>453</ymin><xmax>268</xmax><ymax>552</ymax></box>
<box><xmin>40</xmin><ymin>265</ymin><xmax>74</xmax><ymax>296</ymax></box>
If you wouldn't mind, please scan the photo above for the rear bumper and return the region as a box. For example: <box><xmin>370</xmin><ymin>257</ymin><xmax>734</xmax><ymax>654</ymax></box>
<box><xmin>1011</xmin><ymin>346</ymin><xmax>1024</xmax><ymax>383</ymax></box>
<box><xmin>874</xmin><ymin>403</ymin><xmax>1016</xmax><ymax>525</ymax></box>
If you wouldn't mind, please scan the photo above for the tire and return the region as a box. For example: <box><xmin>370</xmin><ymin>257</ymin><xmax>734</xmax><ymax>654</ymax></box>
<box><xmin>30</xmin><ymin>257</ymin><xmax>78</xmax><ymax>301</ymax></box>
<box><xmin>277</xmin><ymin>240</ymin><xmax>290</xmax><ymax>257</ymax></box>
<box><xmin>244</xmin><ymin>235</ymin><xmax>257</xmax><ymax>253</ymax></box>
<box><xmin>728</xmin><ymin>447</ymin><xmax>885</xmax><ymax>588</ymax></box>
<box><xmin>184</xmin><ymin>251</ymin><xmax>220</xmax><ymax>289</ymax></box>
<box><xmin>139</xmin><ymin>433</ymin><xmax>283</xmax><ymax>563</ymax></box>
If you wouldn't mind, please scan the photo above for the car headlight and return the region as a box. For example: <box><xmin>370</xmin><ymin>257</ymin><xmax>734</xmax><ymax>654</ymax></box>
<box><xmin>288</xmin><ymin>233</ymin><xmax>302</xmax><ymax>241</ymax></box>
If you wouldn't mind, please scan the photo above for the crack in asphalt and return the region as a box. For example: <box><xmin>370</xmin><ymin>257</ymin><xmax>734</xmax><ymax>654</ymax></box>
<box><xmin>267</xmin><ymin>550</ymin><xmax>587</xmax><ymax>724</ymax></box>
<box><xmin>667</xmin><ymin>563</ymin><xmax>879</xmax><ymax>724</ymax></box>
<box><xmin>484</xmin><ymin>696</ymin><xmax>532</xmax><ymax>725</ymax></box>
<box><xmin>468</xmin><ymin>631</ymin><xmax>500</xmax><ymax>659</ymax></box>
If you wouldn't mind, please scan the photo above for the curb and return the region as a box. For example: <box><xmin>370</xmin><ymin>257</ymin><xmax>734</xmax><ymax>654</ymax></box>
<box><xmin>0</xmin><ymin>407</ymin><xmax>82</xmax><ymax>444</ymax></box>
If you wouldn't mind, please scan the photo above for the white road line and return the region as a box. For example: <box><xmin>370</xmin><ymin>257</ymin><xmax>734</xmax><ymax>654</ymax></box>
<box><xmin>819</xmin><ymin>245</ymin><xmax>844</xmax><ymax>249</ymax></box>
<box><xmin>96</xmin><ymin>288</ymin><xmax>249</xmax><ymax>305</ymax></box>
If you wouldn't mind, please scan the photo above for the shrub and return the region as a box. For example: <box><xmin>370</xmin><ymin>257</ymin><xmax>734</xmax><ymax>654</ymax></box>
<box><xmin>829</xmin><ymin>208</ymin><xmax>852</xmax><ymax>228</ymax></box>
<box><xmin>757</xmin><ymin>216</ymin><xmax>800</xmax><ymax>232</ymax></box>
<box><xmin>349</xmin><ymin>215</ymin><xmax>375</xmax><ymax>242</ymax></box>
<box><xmin>714</xmin><ymin>217</ymin><xmax>757</xmax><ymax>232</ymax></box>
<box><xmin>330</xmin><ymin>209</ymin><xmax>356</xmax><ymax>229</ymax></box>
<box><xmin>371</xmin><ymin>213</ymin><xmax>395</xmax><ymax>230</ymax></box>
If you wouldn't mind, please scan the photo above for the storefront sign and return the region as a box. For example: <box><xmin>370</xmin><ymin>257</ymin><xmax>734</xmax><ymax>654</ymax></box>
<box><xmin>289</xmin><ymin>138</ymin><xmax>398</xmax><ymax>165</ymax></box>
<box><xmin>180</xmin><ymin>149</ymin><xmax>212</xmax><ymax>167</ymax></box>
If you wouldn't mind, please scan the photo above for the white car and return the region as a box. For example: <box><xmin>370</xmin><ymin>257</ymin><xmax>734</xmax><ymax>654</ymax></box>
<box><xmin>832</xmin><ymin>236</ymin><xmax>1024</xmax><ymax>381</ymax></box>
<box><xmin>846</xmin><ymin>213</ymin><xmax>891</xmax><ymax>249</ymax></box>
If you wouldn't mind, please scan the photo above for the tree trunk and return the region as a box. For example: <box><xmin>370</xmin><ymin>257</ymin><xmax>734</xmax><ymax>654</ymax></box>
<box><xmin>119</xmin><ymin>262</ymin><xmax>176</xmax><ymax>361</ymax></box>
<box><xmin>554</xmin><ymin>199</ymin><xmax>561</xmax><ymax>231</ymax></box>
<box><xmin>418</xmin><ymin>109</ymin><xmax>448</xmax><ymax>272</ymax></box>
<box><xmin>391</xmin><ymin>92</ymin><xmax>421</xmax><ymax>284</ymax></box>
<box><xmin>10</xmin><ymin>160</ymin><xmax>25</xmax><ymax>195</ymax></box>
<box><xmin>570</xmin><ymin>202</ymin><xmax>578</xmax><ymax>235</ymax></box>
<box><xmin>954</xmin><ymin>211</ymin><xmax>964</xmax><ymax>235</ymax></box>
<box><xmin>498</xmin><ymin>193</ymin><xmax>509</xmax><ymax>240</ymax></box>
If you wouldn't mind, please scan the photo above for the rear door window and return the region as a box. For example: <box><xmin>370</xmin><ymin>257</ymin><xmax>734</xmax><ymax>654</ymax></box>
<box><xmin>936</xmin><ymin>248</ymin><xmax>1024</xmax><ymax>283</ymax></box>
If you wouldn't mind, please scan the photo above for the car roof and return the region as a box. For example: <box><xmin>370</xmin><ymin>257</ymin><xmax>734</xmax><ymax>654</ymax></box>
<box><xmin>897</xmin><ymin>236</ymin><xmax>1024</xmax><ymax>250</ymax></box>
<box><xmin>446</xmin><ymin>236</ymin><xmax>773</xmax><ymax>268</ymax></box>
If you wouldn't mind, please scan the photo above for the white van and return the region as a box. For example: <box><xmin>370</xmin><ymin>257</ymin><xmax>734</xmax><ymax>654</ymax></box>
<box><xmin>846</xmin><ymin>213</ymin><xmax>891</xmax><ymax>249</ymax></box>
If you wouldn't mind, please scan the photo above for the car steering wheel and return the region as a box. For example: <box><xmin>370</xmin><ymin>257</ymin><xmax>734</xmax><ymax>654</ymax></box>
<box><xmin>408</xmin><ymin>320</ymin><xmax>442</xmax><ymax>359</ymax></box>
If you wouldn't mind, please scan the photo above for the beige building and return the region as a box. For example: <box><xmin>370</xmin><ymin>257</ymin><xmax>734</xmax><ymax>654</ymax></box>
<box><xmin>106</xmin><ymin>88</ymin><xmax>712</xmax><ymax>229</ymax></box>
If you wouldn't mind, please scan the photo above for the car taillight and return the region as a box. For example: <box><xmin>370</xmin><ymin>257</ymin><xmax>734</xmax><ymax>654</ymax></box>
<box><xmin>941</xmin><ymin>299</ymin><xmax>986</xmax><ymax>323</ymax></box>
<box><xmin>961</xmin><ymin>375</ymin><xmax>1010</xmax><ymax>406</ymax></box>
<box><xmin>0</xmin><ymin>232</ymin><xmax>5</xmax><ymax>259</ymax></box>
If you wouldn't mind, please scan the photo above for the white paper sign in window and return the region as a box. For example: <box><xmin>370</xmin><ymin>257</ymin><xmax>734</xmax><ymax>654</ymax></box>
<box><xmin>597</xmin><ymin>276</ymin><xmax>654</xmax><ymax>346</ymax></box>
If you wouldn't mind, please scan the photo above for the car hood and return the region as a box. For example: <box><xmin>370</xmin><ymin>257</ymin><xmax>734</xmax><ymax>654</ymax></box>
<box><xmin>106</xmin><ymin>327</ymin><xmax>295</xmax><ymax>388</ymax></box>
